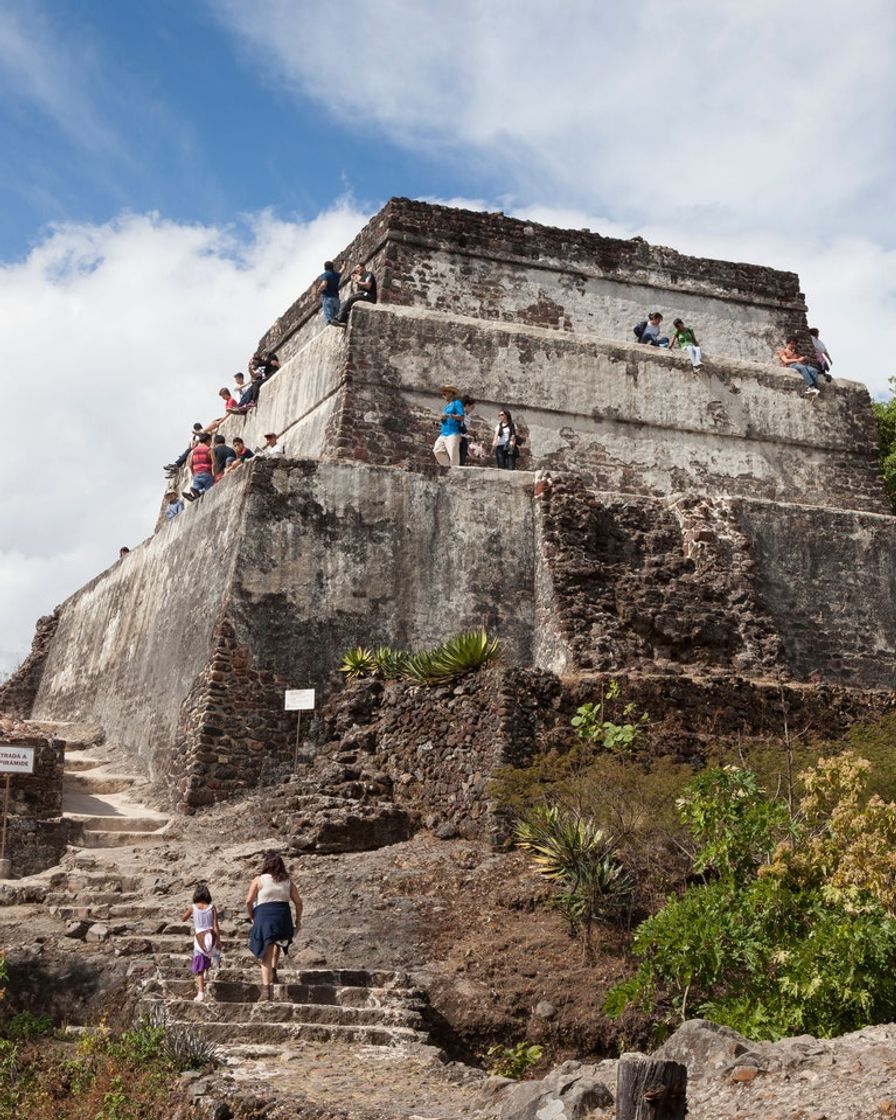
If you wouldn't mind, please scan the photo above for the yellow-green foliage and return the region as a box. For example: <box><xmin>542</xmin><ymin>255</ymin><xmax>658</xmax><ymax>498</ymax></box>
<box><xmin>766</xmin><ymin>751</ymin><xmax>896</xmax><ymax>914</ymax></box>
<box><xmin>607</xmin><ymin>753</ymin><xmax>896</xmax><ymax>1040</ymax></box>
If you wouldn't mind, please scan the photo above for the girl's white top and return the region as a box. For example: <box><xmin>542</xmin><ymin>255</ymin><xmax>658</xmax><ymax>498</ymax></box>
<box><xmin>192</xmin><ymin>903</ymin><xmax>214</xmax><ymax>931</ymax></box>
<box><xmin>257</xmin><ymin>874</ymin><xmax>292</xmax><ymax>904</ymax></box>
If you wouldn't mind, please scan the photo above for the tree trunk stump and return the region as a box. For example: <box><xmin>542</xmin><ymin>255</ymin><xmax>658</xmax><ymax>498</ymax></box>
<box><xmin>616</xmin><ymin>1053</ymin><xmax>687</xmax><ymax>1119</ymax></box>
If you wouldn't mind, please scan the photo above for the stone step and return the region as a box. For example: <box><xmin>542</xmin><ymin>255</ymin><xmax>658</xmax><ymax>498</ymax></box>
<box><xmin>64</xmin><ymin>758</ymin><xmax>105</xmax><ymax>772</ymax></box>
<box><xmin>161</xmin><ymin>1018</ymin><xmax>425</xmax><ymax>1048</ymax></box>
<box><xmin>73</xmin><ymin>830</ymin><xmax>167</xmax><ymax>849</ymax></box>
<box><xmin>144</xmin><ymin>961</ymin><xmax>411</xmax><ymax>989</ymax></box>
<box><xmin>69</xmin><ymin>816</ymin><xmax>168</xmax><ymax>833</ymax></box>
<box><xmin>153</xmin><ymin>976</ymin><xmax>422</xmax><ymax>1007</ymax></box>
<box><xmin>143</xmin><ymin>997</ymin><xmax>423</xmax><ymax>1029</ymax></box>
<box><xmin>63</xmin><ymin>773</ymin><xmax>137</xmax><ymax>795</ymax></box>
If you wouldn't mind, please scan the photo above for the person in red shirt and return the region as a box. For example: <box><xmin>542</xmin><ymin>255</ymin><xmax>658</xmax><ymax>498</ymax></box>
<box><xmin>183</xmin><ymin>434</ymin><xmax>215</xmax><ymax>501</ymax></box>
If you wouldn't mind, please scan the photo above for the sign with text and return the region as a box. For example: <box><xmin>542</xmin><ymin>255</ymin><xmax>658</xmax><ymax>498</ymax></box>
<box><xmin>284</xmin><ymin>689</ymin><xmax>315</xmax><ymax>712</ymax></box>
<box><xmin>0</xmin><ymin>746</ymin><xmax>35</xmax><ymax>774</ymax></box>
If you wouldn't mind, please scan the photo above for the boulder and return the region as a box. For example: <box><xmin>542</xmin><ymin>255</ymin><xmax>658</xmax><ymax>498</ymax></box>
<box><xmin>497</xmin><ymin>1062</ymin><xmax>614</xmax><ymax>1119</ymax></box>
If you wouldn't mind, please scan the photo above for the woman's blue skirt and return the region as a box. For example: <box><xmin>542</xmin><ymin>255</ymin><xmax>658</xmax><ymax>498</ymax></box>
<box><xmin>249</xmin><ymin>900</ymin><xmax>294</xmax><ymax>960</ymax></box>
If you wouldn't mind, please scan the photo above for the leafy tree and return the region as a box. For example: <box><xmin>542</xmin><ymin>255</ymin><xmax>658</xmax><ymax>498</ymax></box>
<box><xmin>606</xmin><ymin>754</ymin><xmax>896</xmax><ymax>1040</ymax></box>
<box><xmin>871</xmin><ymin>379</ymin><xmax>896</xmax><ymax>511</ymax></box>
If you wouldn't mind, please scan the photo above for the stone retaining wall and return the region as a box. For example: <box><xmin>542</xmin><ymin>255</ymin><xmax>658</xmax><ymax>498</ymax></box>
<box><xmin>0</xmin><ymin>611</ymin><xmax>60</xmax><ymax>719</ymax></box>
<box><xmin>308</xmin><ymin>667</ymin><xmax>894</xmax><ymax>844</ymax></box>
<box><xmin>0</xmin><ymin>731</ymin><xmax>66</xmax><ymax>876</ymax></box>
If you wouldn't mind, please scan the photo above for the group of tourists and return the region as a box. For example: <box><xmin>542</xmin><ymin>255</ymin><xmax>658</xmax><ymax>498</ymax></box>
<box><xmin>159</xmin><ymin>265</ymin><xmax>839</xmax><ymax>524</ymax></box>
<box><xmin>186</xmin><ymin>851</ymin><xmax>302</xmax><ymax>1004</ymax></box>
<box><xmin>433</xmin><ymin>386</ymin><xmax>523</xmax><ymax>470</ymax></box>
<box><xmin>160</xmin><ymin>351</ymin><xmax>285</xmax><ymax>518</ymax></box>
<box><xmin>635</xmin><ymin>310</ymin><xmax>834</xmax><ymax>399</ymax></box>
<box><xmin>776</xmin><ymin>328</ymin><xmax>834</xmax><ymax>397</ymax></box>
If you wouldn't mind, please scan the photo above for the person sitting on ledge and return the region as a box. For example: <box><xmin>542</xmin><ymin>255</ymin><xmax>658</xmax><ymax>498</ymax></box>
<box><xmin>261</xmin><ymin>431</ymin><xmax>285</xmax><ymax>457</ymax></box>
<box><xmin>330</xmin><ymin>263</ymin><xmax>377</xmax><ymax>326</ymax></box>
<box><xmin>809</xmin><ymin>327</ymin><xmax>834</xmax><ymax>383</ymax></box>
<box><xmin>164</xmin><ymin>490</ymin><xmax>184</xmax><ymax>521</ymax></box>
<box><xmin>164</xmin><ymin>421</ymin><xmax>205</xmax><ymax>476</ymax></box>
<box><xmin>635</xmin><ymin>312</ymin><xmax>670</xmax><ymax>347</ymax></box>
<box><xmin>224</xmin><ymin>436</ymin><xmax>255</xmax><ymax>474</ymax></box>
<box><xmin>669</xmin><ymin>318</ymin><xmax>702</xmax><ymax>370</ymax></box>
<box><xmin>249</xmin><ymin>351</ymin><xmax>281</xmax><ymax>382</ymax></box>
<box><xmin>777</xmin><ymin>337</ymin><xmax>821</xmax><ymax>398</ymax></box>
<box><xmin>212</xmin><ymin>434</ymin><xmax>236</xmax><ymax>480</ymax></box>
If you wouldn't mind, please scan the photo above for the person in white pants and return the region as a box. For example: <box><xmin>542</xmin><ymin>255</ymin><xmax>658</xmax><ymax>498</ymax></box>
<box><xmin>433</xmin><ymin>385</ymin><xmax>465</xmax><ymax>467</ymax></box>
<box><xmin>670</xmin><ymin>318</ymin><xmax>702</xmax><ymax>370</ymax></box>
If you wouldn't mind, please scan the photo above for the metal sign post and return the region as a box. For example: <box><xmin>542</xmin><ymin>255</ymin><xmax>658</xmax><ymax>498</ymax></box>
<box><xmin>284</xmin><ymin>690</ymin><xmax>316</xmax><ymax>772</ymax></box>
<box><xmin>0</xmin><ymin>745</ymin><xmax>35</xmax><ymax>876</ymax></box>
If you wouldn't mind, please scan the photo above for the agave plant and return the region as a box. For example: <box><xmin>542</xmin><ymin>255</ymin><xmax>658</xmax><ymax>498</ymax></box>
<box><xmin>339</xmin><ymin>647</ymin><xmax>376</xmax><ymax>679</ymax></box>
<box><xmin>515</xmin><ymin>804</ymin><xmax>631</xmax><ymax>958</ymax></box>
<box><xmin>372</xmin><ymin>646</ymin><xmax>408</xmax><ymax>679</ymax></box>
<box><xmin>428</xmin><ymin>628</ymin><xmax>502</xmax><ymax>682</ymax></box>
<box><xmin>401</xmin><ymin>648</ymin><xmax>438</xmax><ymax>684</ymax></box>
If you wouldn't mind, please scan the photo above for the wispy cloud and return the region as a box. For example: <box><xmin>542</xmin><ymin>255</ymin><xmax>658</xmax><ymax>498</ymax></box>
<box><xmin>213</xmin><ymin>0</ymin><xmax>896</xmax><ymax>239</ymax></box>
<box><xmin>0</xmin><ymin>5</ymin><xmax>119</xmax><ymax>154</ymax></box>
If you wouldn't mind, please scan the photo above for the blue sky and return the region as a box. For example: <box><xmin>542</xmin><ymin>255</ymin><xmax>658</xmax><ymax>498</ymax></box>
<box><xmin>2</xmin><ymin>0</ymin><xmax>895</xmax><ymax>672</ymax></box>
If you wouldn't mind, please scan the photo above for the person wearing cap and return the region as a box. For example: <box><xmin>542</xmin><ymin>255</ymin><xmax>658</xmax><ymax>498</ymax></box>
<box><xmin>164</xmin><ymin>491</ymin><xmax>184</xmax><ymax>521</ymax></box>
<box><xmin>433</xmin><ymin>386</ymin><xmax>465</xmax><ymax>467</ymax></box>
<box><xmin>261</xmin><ymin>432</ymin><xmax>285</xmax><ymax>457</ymax></box>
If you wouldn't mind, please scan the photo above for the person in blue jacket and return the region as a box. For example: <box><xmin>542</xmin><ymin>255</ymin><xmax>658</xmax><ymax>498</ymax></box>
<box><xmin>432</xmin><ymin>385</ymin><xmax>465</xmax><ymax>467</ymax></box>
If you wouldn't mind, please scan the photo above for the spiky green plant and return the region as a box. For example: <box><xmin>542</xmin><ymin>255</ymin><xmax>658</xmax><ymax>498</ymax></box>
<box><xmin>339</xmin><ymin>647</ymin><xmax>376</xmax><ymax>679</ymax></box>
<box><xmin>515</xmin><ymin>804</ymin><xmax>631</xmax><ymax>958</ymax></box>
<box><xmin>402</xmin><ymin>648</ymin><xmax>438</xmax><ymax>684</ymax></box>
<box><xmin>372</xmin><ymin>646</ymin><xmax>409</xmax><ymax>679</ymax></box>
<box><xmin>427</xmin><ymin>628</ymin><xmax>502</xmax><ymax>682</ymax></box>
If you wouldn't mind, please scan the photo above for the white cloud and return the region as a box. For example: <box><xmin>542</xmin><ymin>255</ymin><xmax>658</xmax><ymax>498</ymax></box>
<box><xmin>214</xmin><ymin>0</ymin><xmax>896</xmax><ymax>239</ymax></box>
<box><xmin>0</xmin><ymin>201</ymin><xmax>369</xmax><ymax>674</ymax></box>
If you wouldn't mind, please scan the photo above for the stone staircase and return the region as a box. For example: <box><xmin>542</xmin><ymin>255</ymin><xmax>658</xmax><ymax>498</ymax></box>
<box><xmin>41</xmin><ymin>870</ymin><xmax>433</xmax><ymax>1059</ymax></box>
<box><xmin>62</xmin><ymin>741</ymin><xmax>171</xmax><ymax>849</ymax></box>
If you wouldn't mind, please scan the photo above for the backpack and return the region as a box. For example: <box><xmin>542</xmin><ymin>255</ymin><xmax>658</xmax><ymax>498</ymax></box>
<box><xmin>633</xmin><ymin>320</ymin><xmax>647</xmax><ymax>341</ymax></box>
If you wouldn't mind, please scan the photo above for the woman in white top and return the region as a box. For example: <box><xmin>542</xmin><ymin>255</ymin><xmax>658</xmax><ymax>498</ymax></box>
<box><xmin>246</xmin><ymin>850</ymin><xmax>303</xmax><ymax>1001</ymax></box>
<box><xmin>492</xmin><ymin>408</ymin><xmax>518</xmax><ymax>470</ymax></box>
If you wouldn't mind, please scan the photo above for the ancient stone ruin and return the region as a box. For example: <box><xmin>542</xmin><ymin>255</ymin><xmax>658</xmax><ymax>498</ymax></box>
<box><xmin>3</xmin><ymin>198</ymin><xmax>895</xmax><ymax>823</ymax></box>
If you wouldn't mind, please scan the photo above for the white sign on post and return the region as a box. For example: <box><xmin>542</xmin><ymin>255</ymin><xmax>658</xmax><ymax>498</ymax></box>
<box><xmin>0</xmin><ymin>746</ymin><xmax>35</xmax><ymax>774</ymax></box>
<box><xmin>284</xmin><ymin>689</ymin><xmax>315</xmax><ymax>712</ymax></box>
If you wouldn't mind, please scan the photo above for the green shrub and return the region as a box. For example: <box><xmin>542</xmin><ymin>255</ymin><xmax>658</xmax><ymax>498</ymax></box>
<box><xmin>606</xmin><ymin>754</ymin><xmax>896</xmax><ymax>1040</ymax></box>
<box><xmin>570</xmin><ymin>680</ymin><xmax>649</xmax><ymax>757</ymax></box>
<box><xmin>485</xmin><ymin>1040</ymin><xmax>543</xmax><ymax>1079</ymax></box>
<box><xmin>2</xmin><ymin>1011</ymin><xmax>53</xmax><ymax>1041</ymax></box>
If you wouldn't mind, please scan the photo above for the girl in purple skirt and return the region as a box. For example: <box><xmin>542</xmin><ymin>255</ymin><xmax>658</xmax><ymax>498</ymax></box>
<box><xmin>181</xmin><ymin>883</ymin><xmax>220</xmax><ymax>1002</ymax></box>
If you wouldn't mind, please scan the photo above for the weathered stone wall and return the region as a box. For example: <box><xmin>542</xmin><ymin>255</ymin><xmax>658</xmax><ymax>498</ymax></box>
<box><xmin>0</xmin><ymin>610</ymin><xmax>60</xmax><ymax>719</ymax></box>
<box><xmin>33</xmin><ymin>460</ymin><xmax>537</xmax><ymax>808</ymax></box>
<box><xmin>161</xmin><ymin>615</ymin><xmax>295</xmax><ymax>811</ymax></box>
<box><xmin>325</xmin><ymin>304</ymin><xmax>884</xmax><ymax>513</ymax></box>
<box><xmin>31</xmin><ymin>479</ymin><xmax>249</xmax><ymax>779</ymax></box>
<box><xmin>259</xmin><ymin>198</ymin><xmax>809</xmax><ymax>366</ymax></box>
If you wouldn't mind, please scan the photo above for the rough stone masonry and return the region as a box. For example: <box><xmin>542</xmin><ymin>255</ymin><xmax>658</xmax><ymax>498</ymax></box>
<box><xmin>3</xmin><ymin>198</ymin><xmax>895</xmax><ymax>816</ymax></box>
